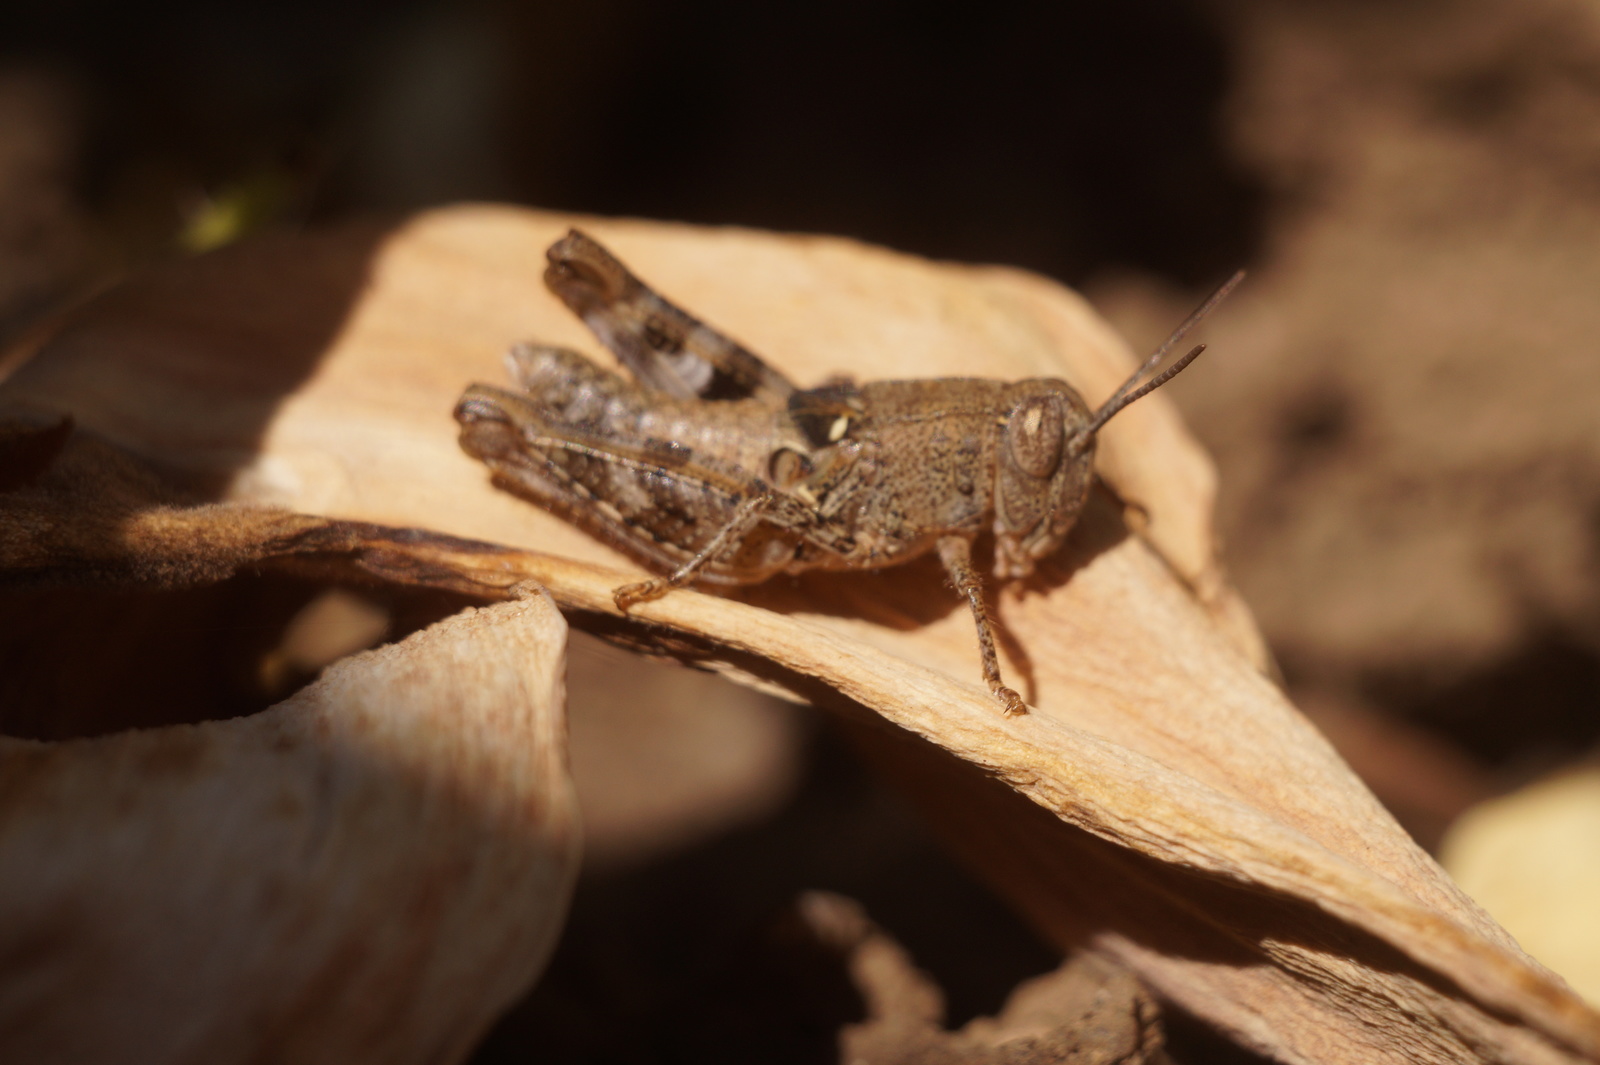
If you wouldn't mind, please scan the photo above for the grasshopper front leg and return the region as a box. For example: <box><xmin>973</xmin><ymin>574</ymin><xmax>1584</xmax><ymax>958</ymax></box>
<box><xmin>937</xmin><ymin>535</ymin><xmax>1027</xmax><ymax>717</ymax></box>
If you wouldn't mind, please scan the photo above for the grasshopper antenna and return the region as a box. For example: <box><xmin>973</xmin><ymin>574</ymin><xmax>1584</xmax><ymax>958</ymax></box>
<box><xmin>1073</xmin><ymin>269</ymin><xmax>1245</xmax><ymax>447</ymax></box>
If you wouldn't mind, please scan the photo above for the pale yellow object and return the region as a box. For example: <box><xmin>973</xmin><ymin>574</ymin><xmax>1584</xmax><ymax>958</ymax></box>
<box><xmin>1443</xmin><ymin>769</ymin><xmax>1600</xmax><ymax>1006</ymax></box>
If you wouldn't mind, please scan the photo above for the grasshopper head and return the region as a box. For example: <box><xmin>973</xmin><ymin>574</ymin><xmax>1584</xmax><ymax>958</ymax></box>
<box><xmin>992</xmin><ymin>384</ymin><xmax>1096</xmax><ymax>579</ymax></box>
<box><xmin>989</xmin><ymin>268</ymin><xmax>1242</xmax><ymax>580</ymax></box>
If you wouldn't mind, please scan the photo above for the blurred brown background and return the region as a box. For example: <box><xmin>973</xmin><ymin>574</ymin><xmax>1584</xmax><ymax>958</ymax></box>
<box><xmin>5</xmin><ymin>0</ymin><xmax>1599</xmax><ymax>1060</ymax></box>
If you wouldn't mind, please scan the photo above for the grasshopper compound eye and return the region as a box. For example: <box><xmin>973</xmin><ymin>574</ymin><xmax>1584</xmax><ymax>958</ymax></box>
<box><xmin>1006</xmin><ymin>395</ymin><xmax>1066</xmax><ymax>479</ymax></box>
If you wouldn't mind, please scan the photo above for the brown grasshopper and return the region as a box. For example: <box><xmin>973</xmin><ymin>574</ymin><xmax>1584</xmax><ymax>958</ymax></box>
<box><xmin>456</xmin><ymin>230</ymin><xmax>1240</xmax><ymax>715</ymax></box>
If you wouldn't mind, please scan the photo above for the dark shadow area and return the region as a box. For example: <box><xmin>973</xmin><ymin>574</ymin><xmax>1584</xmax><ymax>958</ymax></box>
<box><xmin>471</xmin><ymin>723</ymin><xmax>1063</xmax><ymax>1065</ymax></box>
<box><xmin>0</xmin><ymin>1</ymin><xmax>1266</xmax><ymax>309</ymax></box>
<box><xmin>495</xmin><ymin>2</ymin><xmax>1266</xmax><ymax>289</ymax></box>
<box><xmin>0</xmin><ymin>571</ymin><xmax>477</xmax><ymax>740</ymax></box>
<box><xmin>1163</xmin><ymin>1006</ymin><xmax>1284</xmax><ymax>1065</ymax></box>
<box><xmin>0</xmin><ymin>220</ymin><xmax>392</xmax><ymax>500</ymax></box>
<box><xmin>1028</xmin><ymin>479</ymin><xmax>1136</xmax><ymax>592</ymax></box>
<box><xmin>0</xmin><ymin>2</ymin><xmax>431</xmax><ymax>258</ymax></box>
<box><xmin>737</xmin><ymin>552</ymin><xmax>958</xmax><ymax>632</ymax></box>
<box><xmin>0</xmin><ymin>576</ymin><xmax>333</xmax><ymax>740</ymax></box>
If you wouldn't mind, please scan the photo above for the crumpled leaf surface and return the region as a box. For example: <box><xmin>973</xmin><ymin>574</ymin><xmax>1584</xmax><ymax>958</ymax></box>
<box><xmin>0</xmin><ymin>415</ymin><xmax>581</xmax><ymax>1064</ymax></box>
<box><xmin>0</xmin><ymin>580</ymin><xmax>577</xmax><ymax>1062</ymax></box>
<box><xmin>797</xmin><ymin>890</ymin><xmax>1165</xmax><ymax>1065</ymax></box>
<box><xmin>3</xmin><ymin>206</ymin><xmax>1597</xmax><ymax>1063</ymax></box>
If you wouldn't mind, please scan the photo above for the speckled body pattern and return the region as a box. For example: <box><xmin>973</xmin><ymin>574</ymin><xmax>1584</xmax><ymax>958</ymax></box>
<box><xmin>456</xmin><ymin>231</ymin><xmax>1220</xmax><ymax>715</ymax></box>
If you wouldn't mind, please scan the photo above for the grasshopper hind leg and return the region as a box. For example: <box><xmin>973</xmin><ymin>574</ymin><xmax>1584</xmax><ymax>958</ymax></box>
<box><xmin>937</xmin><ymin>535</ymin><xmax>1028</xmax><ymax>717</ymax></box>
<box><xmin>544</xmin><ymin>229</ymin><xmax>797</xmax><ymax>404</ymax></box>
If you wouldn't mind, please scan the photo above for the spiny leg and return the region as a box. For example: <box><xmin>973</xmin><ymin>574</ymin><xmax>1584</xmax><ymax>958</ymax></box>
<box><xmin>937</xmin><ymin>535</ymin><xmax>1026</xmax><ymax>717</ymax></box>
<box><xmin>614</xmin><ymin>492</ymin><xmax>776</xmax><ymax>609</ymax></box>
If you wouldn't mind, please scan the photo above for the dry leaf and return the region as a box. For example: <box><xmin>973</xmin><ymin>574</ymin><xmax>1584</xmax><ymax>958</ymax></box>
<box><xmin>0</xmin><ymin>590</ymin><xmax>578</xmax><ymax>1063</ymax></box>
<box><xmin>0</xmin><ymin>422</ymin><xmax>580</xmax><ymax>1064</ymax></box>
<box><xmin>798</xmin><ymin>890</ymin><xmax>1165</xmax><ymax>1064</ymax></box>
<box><xmin>3</xmin><ymin>206</ymin><xmax>1598</xmax><ymax>1063</ymax></box>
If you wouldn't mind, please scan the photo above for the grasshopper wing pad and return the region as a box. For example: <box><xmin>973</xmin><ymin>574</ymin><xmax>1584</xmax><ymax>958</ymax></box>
<box><xmin>457</xmin><ymin>385</ymin><xmax>801</xmax><ymax>583</ymax></box>
<box><xmin>786</xmin><ymin>383</ymin><xmax>867</xmax><ymax>449</ymax></box>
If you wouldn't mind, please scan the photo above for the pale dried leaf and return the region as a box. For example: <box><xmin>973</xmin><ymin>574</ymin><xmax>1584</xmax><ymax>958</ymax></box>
<box><xmin>3</xmin><ymin>207</ymin><xmax>1596</xmax><ymax>1063</ymax></box>
<box><xmin>0</xmin><ymin>591</ymin><xmax>578</xmax><ymax>1065</ymax></box>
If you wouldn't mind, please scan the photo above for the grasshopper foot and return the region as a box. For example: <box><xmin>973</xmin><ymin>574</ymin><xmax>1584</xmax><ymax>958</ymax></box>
<box><xmin>995</xmin><ymin>685</ymin><xmax>1028</xmax><ymax>717</ymax></box>
<box><xmin>613</xmin><ymin>578</ymin><xmax>670</xmax><ymax>610</ymax></box>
